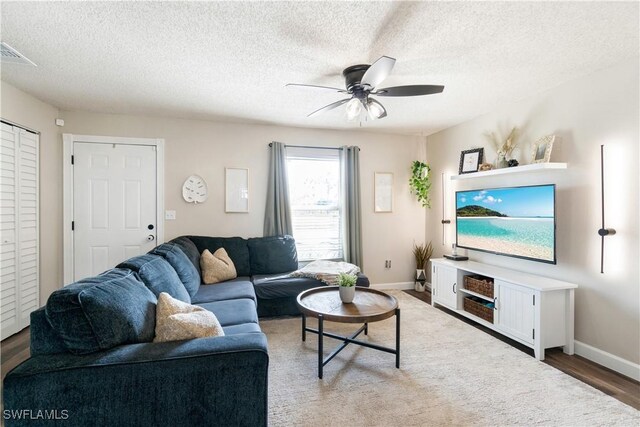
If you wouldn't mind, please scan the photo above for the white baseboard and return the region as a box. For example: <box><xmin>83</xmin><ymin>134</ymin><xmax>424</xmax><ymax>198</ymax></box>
<box><xmin>370</xmin><ymin>282</ymin><xmax>416</xmax><ymax>290</ymax></box>
<box><xmin>574</xmin><ymin>340</ymin><xmax>640</xmax><ymax>381</ymax></box>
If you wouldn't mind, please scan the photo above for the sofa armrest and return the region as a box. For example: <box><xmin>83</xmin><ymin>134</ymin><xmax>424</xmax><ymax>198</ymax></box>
<box><xmin>3</xmin><ymin>333</ymin><xmax>268</xmax><ymax>427</ymax></box>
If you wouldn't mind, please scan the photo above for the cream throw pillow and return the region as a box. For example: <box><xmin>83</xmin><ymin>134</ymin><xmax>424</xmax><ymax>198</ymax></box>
<box><xmin>200</xmin><ymin>248</ymin><xmax>237</xmax><ymax>284</ymax></box>
<box><xmin>154</xmin><ymin>292</ymin><xmax>224</xmax><ymax>342</ymax></box>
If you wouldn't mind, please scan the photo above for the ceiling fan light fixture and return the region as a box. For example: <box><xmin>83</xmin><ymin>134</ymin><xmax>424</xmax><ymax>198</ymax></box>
<box><xmin>367</xmin><ymin>99</ymin><xmax>387</xmax><ymax>120</ymax></box>
<box><xmin>345</xmin><ymin>98</ymin><xmax>362</xmax><ymax>120</ymax></box>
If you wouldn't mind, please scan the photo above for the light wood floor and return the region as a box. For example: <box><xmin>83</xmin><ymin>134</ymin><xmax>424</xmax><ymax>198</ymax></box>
<box><xmin>2</xmin><ymin>295</ymin><xmax>639</xmax><ymax>411</ymax></box>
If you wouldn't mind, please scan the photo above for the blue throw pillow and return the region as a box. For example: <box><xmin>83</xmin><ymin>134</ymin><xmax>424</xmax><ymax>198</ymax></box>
<box><xmin>150</xmin><ymin>243</ymin><xmax>200</xmax><ymax>297</ymax></box>
<box><xmin>118</xmin><ymin>255</ymin><xmax>191</xmax><ymax>303</ymax></box>
<box><xmin>45</xmin><ymin>269</ymin><xmax>156</xmax><ymax>354</ymax></box>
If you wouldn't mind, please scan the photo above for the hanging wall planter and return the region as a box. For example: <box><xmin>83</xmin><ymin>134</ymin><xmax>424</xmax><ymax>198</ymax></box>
<box><xmin>409</xmin><ymin>161</ymin><xmax>432</xmax><ymax>208</ymax></box>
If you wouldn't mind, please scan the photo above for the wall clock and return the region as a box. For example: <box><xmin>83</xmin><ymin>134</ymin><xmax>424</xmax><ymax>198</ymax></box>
<box><xmin>182</xmin><ymin>175</ymin><xmax>208</xmax><ymax>204</ymax></box>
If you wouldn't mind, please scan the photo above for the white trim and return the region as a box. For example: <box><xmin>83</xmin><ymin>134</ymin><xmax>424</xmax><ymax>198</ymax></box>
<box><xmin>62</xmin><ymin>134</ymin><xmax>165</xmax><ymax>285</ymax></box>
<box><xmin>371</xmin><ymin>281</ymin><xmax>415</xmax><ymax>290</ymax></box>
<box><xmin>574</xmin><ymin>340</ymin><xmax>640</xmax><ymax>381</ymax></box>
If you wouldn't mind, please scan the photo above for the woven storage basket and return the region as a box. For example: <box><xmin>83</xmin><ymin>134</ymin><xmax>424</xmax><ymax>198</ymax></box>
<box><xmin>463</xmin><ymin>297</ymin><xmax>494</xmax><ymax>323</ymax></box>
<box><xmin>464</xmin><ymin>275</ymin><xmax>494</xmax><ymax>298</ymax></box>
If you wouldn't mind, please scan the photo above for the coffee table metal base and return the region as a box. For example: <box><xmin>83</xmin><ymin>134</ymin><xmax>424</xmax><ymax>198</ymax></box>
<box><xmin>301</xmin><ymin>309</ymin><xmax>400</xmax><ymax>379</ymax></box>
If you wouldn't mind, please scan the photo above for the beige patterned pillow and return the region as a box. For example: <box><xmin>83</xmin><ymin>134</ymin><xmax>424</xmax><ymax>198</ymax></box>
<box><xmin>200</xmin><ymin>248</ymin><xmax>237</xmax><ymax>284</ymax></box>
<box><xmin>154</xmin><ymin>292</ymin><xmax>224</xmax><ymax>342</ymax></box>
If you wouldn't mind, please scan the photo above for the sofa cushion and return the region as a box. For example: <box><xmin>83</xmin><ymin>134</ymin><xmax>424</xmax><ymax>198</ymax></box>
<box><xmin>222</xmin><ymin>322</ymin><xmax>261</xmax><ymax>335</ymax></box>
<box><xmin>150</xmin><ymin>243</ymin><xmax>200</xmax><ymax>297</ymax></box>
<box><xmin>187</xmin><ymin>236</ymin><xmax>251</xmax><ymax>276</ymax></box>
<box><xmin>196</xmin><ymin>299</ymin><xmax>258</xmax><ymax>327</ymax></box>
<box><xmin>252</xmin><ymin>272</ymin><xmax>370</xmax><ymax>300</ymax></box>
<box><xmin>247</xmin><ymin>235</ymin><xmax>298</xmax><ymax>275</ymax></box>
<box><xmin>191</xmin><ymin>278</ymin><xmax>256</xmax><ymax>304</ymax></box>
<box><xmin>118</xmin><ymin>254</ymin><xmax>191</xmax><ymax>303</ymax></box>
<box><xmin>45</xmin><ymin>268</ymin><xmax>157</xmax><ymax>354</ymax></box>
<box><xmin>30</xmin><ymin>307</ymin><xmax>68</xmax><ymax>356</ymax></box>
<box><xmin>170</xmin><ymin>236</ymin><xmax>201</xmax><ymax>273</ymax></box>
<box><xmin>154</xmin><ymin>293</ymin><xmax>224</xmax><ymax>343</ymax></box>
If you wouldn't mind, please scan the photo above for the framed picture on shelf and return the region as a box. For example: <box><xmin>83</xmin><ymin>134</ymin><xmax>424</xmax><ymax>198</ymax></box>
<box><xmin>531</xmin><ymin>135</ymin><xmax>555</xmax><ymax>163</ymax></box>
<box><xmin>458</xmin><ymin>148</ymin><xmax>484</xmax><ymax>174</ymax></box>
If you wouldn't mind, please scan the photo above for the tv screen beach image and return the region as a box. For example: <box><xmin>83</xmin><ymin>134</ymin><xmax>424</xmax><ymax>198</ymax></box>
<box><xmin>456</xmin><ymin>185</ymin><xmax>555</xmax><ymax>262</ymax></box>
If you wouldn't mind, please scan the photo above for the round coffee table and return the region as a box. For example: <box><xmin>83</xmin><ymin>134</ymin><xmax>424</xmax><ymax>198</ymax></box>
<box><xmin>296</xmin><ymin>286</ymin><xmax>400</xmax><ymax>379</ymax></box>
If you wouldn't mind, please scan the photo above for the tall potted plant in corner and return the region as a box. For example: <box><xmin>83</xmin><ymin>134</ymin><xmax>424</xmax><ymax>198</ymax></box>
<box><xmin>413</xmin><ymin>242</ymin><xmax>433</xmax><ymax>292</ymax></box>
<box><xmin>409</xmin><ymin>160</ymin><xmax>432</xmax><ymax>208</ymax></box>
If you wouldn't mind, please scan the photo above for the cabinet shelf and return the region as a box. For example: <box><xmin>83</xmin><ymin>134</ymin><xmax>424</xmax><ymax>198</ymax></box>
<box><xmin>451</xmin><ymin>162</ymin><xmax>567</xmax><ymax>180</ymax></box>
<box><xmin>459</xmin><ymin>287</ymin><xmax>494</xmax><ymax>302</ymax></box>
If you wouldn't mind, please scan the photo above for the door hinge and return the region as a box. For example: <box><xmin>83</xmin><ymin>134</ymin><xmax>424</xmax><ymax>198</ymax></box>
<box><xmin>532</xmin><ymin>329</ymin><xmax>535</xmax><ymax>340</ymax></box>
<box><xmin>533</xmin><ymin>295</ymin><xmax>535</xmax><ymax>306</ymax></box>
<box><xmin>71</xmin><ymin>155</ymin><xmax>74</xmax><ymax>165</ymax></box>
<box><xmin>71</xmin><ymin>221</ymin><xmax>75</xmax><ymax>231</ymax></box>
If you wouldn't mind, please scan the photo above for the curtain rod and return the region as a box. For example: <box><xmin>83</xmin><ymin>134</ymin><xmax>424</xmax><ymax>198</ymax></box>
<box><xmin>268</xmin><ymin>143</ymin><xmax>360</xmax><ymax>151</ymax></box>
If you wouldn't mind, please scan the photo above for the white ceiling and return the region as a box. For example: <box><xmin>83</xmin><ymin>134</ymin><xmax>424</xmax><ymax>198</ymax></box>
<box><xmin>0</xmin><ymin>1</ymin><xmax>638</xmax><ymax>136</ymax></box>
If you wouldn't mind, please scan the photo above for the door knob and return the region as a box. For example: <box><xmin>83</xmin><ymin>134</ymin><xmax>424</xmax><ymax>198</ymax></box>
<box><xmin>147</xmin><ymin>235</ymin><xmax>155</xmax><ymax>241</ymax></box>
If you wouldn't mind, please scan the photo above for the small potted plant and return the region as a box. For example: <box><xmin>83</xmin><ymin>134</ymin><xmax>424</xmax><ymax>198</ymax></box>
<box><xmin>337</xmin><ymin>273</ymin><xmax>357</xmax><ymax>303</ymax></box>
<box><xmin>413</xmin><ymin>242</ymin><xmax>434</xmax><ymax>292</ymax></box>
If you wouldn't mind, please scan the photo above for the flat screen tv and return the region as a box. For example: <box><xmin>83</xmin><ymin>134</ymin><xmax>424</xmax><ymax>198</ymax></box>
<box><xmin>456</xmin><ymin>184</ymin><xmax>556</xmax><ymax>264</ymax></box>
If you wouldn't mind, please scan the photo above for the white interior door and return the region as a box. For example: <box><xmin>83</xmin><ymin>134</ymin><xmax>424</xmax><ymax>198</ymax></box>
<box><xmin>73</xmin><ymin>142</ymin><xmax>157</xmax><ymax>281</ymax></box>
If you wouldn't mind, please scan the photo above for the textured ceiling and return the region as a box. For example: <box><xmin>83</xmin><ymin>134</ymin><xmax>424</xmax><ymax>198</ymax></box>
<box><xmin>0</xmin><ymin>1</ymin><xmax>638</xmax><ymax>135</ymax></box>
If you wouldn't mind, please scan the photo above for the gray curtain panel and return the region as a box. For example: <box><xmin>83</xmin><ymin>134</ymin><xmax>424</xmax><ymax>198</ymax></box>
<box><xmin>264</xmin><ymin>141</ymin><xmax>293</xmax><ymax>236</ymax></box>
<box><xmin>341</xmin><ymin>146</ymin><xmax>363</xmax><ymax>269</ymax></box>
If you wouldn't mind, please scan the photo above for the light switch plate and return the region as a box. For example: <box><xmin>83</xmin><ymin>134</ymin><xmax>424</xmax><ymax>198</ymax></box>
<box><xmin>165</xmin><ymin>210</ymin><xmax>176</xmax><ymax>220</ymax></box>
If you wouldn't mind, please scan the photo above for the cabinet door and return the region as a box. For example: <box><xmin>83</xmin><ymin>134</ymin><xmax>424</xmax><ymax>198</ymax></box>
<box><xmin>433</xmin><ymin>264</ymin><xmax>458</xmax><ymax>310</ymax></box>
<box><xmin>495</xmin><ymin>280</ymin><xmax>535</xmax><ymax>344</ymax></box>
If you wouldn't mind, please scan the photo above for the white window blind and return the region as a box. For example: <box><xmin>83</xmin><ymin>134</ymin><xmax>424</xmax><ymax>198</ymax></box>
<box><xmin>286</xmin><ymin>147</ymin><xmax>343</xmax><ymax>261</ymax></box>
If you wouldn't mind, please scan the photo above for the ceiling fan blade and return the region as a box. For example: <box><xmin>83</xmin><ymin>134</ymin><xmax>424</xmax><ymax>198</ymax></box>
<box><xmin>307</xmin><ymin>98</ymin><xmax>352</xmax><ymax>117</ymax></box>
<box><xmin>373</xmin><ymin>85</ymin><xmax>444</xmax><ymax>97</ymax></box>
<box><xmin>367</xmin><ymin>98</ymin><xmax>387</xmax><ymax>119</ymax></box>
<box><xmin>360</xmin><ymin>56</ymin><xmax>396</xmax><ymax>89</ymax></box>
<box><xmin>286</xmin><ymin>83</ymin><xmax>347</xmax><ymax>93</ymax></box>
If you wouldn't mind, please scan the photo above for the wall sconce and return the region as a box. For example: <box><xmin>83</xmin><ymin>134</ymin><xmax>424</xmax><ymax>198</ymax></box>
<box><xmin>598</xmin><ymin>144</ymin><xmax>616</xmax><ymax>274</ymax></box>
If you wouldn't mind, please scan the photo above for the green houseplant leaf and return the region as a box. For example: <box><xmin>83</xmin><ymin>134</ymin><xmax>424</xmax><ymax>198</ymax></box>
<box><xmin>409</xmin><ymin>161</ymin><xmax>432</xmax><ymax>208</ymax></box>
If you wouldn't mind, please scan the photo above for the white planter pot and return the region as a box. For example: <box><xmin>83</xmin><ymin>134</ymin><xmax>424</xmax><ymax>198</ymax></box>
<box><xmin>414</xmin><ymin>282</ymin><xmax>426</xmax><ymax>293</ymax></box>
<box><xmin>339</xmin><ymin>286</ymin><xmax>355</xmax><ymax>303</ymax></box>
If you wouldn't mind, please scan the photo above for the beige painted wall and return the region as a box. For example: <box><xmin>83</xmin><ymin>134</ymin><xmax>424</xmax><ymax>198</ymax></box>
<box><xmin>54</xmin><ymin>111</ymin><xmax>427</xmax><ymax>289</ymax></box>
<box><xmin>425</xmin><ymin>60</ymin><xmax>639</xmax><ymax>364</ymax></box>
<box><xmin>1</xmin><ymin>81</ymin><xmax>62</xmax><ymax>306</ymax></box>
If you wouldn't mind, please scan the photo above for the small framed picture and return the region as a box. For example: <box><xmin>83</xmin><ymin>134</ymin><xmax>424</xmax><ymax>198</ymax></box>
<box><xmin>458</xmin><ymin>148</ymin><xmax>484</xmax><ymax>174</ymax></box>
<box><xmin>374</xmin><ymin>172</ymin><xmax>393</xmax><ymax>213</ymax></box>
<box><xmin>531</xmin><ymin>135</ymin><xmax>555</xmax><ymax>163</ymax></box>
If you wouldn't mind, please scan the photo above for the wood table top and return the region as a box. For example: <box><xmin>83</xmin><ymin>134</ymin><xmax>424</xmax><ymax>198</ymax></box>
<box><xmin>296</xmin><ymin>287</ymin><xmax>398</xmax><ymax>323</ymax></box>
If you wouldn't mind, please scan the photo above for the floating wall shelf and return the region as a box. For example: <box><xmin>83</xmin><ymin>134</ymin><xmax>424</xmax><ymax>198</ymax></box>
<box><xmin>451</xmin><ymin>162</ymin><xmax>567</xmax><ymax>180</ymax></box>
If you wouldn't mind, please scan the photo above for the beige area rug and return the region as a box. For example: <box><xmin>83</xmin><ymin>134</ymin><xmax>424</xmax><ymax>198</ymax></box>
<box><xmin>261</xmin><ymin>291</ymin><xmax>639</xmax><ymax>426</ymax></box>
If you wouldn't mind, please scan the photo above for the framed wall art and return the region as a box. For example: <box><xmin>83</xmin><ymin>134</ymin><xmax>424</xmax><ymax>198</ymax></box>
<box><xmin>225</xmin><ymin>168</ymin><xmax>249</xmax><ymax>213</ymax></box>
<box><xmin>374</xmin><ymin>172</ymin><xmax>393</xmax><ymax>212</ymax></box>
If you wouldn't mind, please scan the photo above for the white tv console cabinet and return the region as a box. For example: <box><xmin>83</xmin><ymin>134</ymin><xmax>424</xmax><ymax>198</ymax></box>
<box><xmin>430</xmin><ymin>258</ymin><xmax>577</xmax><ymax>360</ymax></box>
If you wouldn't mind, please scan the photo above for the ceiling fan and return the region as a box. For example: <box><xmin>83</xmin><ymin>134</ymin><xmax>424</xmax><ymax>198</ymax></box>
<box><xmin>286</xmin><ymin>56</ymin><xmax>444</xmax><ymax>121</ymax></box>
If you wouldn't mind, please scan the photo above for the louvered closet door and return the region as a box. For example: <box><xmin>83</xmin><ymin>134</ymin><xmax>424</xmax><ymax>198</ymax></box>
<box><xmin>0</xmin><ymin>123</ymin><xmax>19</xmax><ymax>338</ymax></box>
<box><xmin>0</xmin><ymin>123</ymin><xmax>39</xmax><ymax>340</ymax></box>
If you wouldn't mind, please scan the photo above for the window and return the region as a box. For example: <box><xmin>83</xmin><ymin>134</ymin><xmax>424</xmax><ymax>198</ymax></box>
<box><xmin>286</xmin><ymin>147</ymin><xmax>343</xmax><ymax>261</ymax></box>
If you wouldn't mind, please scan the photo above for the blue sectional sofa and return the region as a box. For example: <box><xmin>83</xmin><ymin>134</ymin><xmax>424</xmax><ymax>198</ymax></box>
<box><xmin>3</xmin><ymin>235</ymin><xmax>369</xmax><ymax>427</ymax></box>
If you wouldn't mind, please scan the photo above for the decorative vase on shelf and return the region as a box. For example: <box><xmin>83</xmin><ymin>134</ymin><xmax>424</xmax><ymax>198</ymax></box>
<box><xmin>339</xmin><ymin>286</ymin><xmax>355</xmax><ymax>303</ymax></box>
<box><xmin>496</xmin><ymin>153</ymin><xmax>508</xmax><ymax>169</ymax></box>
